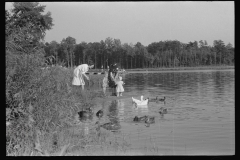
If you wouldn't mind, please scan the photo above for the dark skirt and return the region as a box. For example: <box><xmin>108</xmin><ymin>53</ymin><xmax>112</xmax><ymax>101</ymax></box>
<box><xmin>108</xmin><ymin>64</ymin><xmax>118</xmax><ymax>89</ymax></box>
<box><xmin>108</xmin><ymin>71</ymin><xmax>117</xmax><ymax>88</ymax></box>
<box><xmin>108</xmin><ymin>77</ymin><xmax>116</xmax><ymax>88</ymax></box>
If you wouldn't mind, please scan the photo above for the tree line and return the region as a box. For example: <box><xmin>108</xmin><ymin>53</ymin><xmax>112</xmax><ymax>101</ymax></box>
<box><xmin>44</xmin><ymin>37</ymin><xmax>234</xmax><ymax>69</ymax></box>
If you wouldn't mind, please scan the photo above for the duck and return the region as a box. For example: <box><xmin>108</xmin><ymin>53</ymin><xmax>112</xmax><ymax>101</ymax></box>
<box><xmin>148</xmin><ymin>96</ymin><xmax>158</xmax><ymax>102</ymax></box>
<box><xmin>159</xmin><ymin>96</ymin><xmax>166</xmax><ymax>102</ymax></box>
<box><xmin>78</xmin><ymin>107</ymin><xmax>93</xmax><ymax>119</ymax></box>
<box><xmin>133</xmin><ymin>116</ymin><xmax>148</xmax><ymax>122</ymax></box>
<box><xmin>145</xmin><ymin>116</ymin><xmax>155</xmax><ymax>124</ymax></box>
<box><xmin>159</xmin><ymin>107</ymin><xmax>167</xmax><ymax>114</ymax></box>
<box><xmin>96</xmin><ymin>109</ymin><xmax>103</xmax><ymax>118</ymax></box>
<box><xmin>132</xmin><ymin>96</ymin><xmax>149</xmax><ymax>106</ymax></box>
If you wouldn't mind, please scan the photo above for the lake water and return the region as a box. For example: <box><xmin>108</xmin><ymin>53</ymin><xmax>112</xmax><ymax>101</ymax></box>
<box><xmin>90</xmin><ymin>69</ymin><xmax>235</xmax><ymax>155</ymax></box>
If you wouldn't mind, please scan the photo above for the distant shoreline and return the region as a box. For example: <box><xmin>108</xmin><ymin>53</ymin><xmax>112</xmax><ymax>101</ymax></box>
<box><xmin>87</xmin><ymin>65</ymin><xmax>234</xmax><ymax>73</ymax></box>
<box><xmin>124</xmin><ymin>65</ymin><xmax>234</xmax><ymax>72</ymax></box>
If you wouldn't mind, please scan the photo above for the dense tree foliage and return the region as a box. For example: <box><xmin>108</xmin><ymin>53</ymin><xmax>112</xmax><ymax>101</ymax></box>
<box><xmin>44</xmin><ymin>38</ymin><xmax>234</xmax><ymax>68</ymax></box>
<box><xmin>6</xmin><ymin>2</ymin><xmax>53</xmax><ymax>54</ymax></box>
<box><xmin>6</xmin><ymin>2</ymin><xmax>54</xmax><ymax>131</ymax></box>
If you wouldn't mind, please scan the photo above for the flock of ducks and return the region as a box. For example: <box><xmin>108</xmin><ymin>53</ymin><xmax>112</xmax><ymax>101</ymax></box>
<box><xmin>78</xmin><ymin>107</ymin><xmax>120</xmax><ymax>131</ymax></box>
<box><xmin>132</xmin><ymin>95</ymin><xmax>168</xmax><ymax>127</ymax></box>
<box><xmin>133</xmin><ymin>115</ymin><xmax>155</xmax><ymax>127</ymax></box>
<box><xmin>77</xmin><ymin>95</ymin><xmax>168</xmax><ymax>130</ymax></box>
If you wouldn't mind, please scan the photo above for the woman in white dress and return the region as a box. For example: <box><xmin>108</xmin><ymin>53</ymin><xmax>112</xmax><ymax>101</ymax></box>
<box><xmin>72</xmin><ymin>63</ymin><xmax>94</xmax><ymax>90</ymax></box>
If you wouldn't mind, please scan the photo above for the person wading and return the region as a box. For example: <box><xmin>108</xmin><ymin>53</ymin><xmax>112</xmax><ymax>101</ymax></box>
<box><xmin>108</xmin><ymin>63</ymin><xmax>119</xmax><ymax>96</ymax></box>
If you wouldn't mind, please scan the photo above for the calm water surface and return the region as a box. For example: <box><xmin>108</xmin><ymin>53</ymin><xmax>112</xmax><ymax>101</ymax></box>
<box><xmin>90</xmin><ymin>69</ymin><xmax>235</xmax><ymax>155</ymax></box>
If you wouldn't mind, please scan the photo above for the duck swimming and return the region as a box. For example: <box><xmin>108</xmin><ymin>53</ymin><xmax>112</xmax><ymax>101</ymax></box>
<box><xmin>159</xmin><ymin>97</ymin><xmax>166</xmax><ymax>102</ymax></box>
<box><xmin>148</xmin><ymin>96</ymin><xmax>158</xmax><ymax>102</ymax></box>
<box><xmin>133</xmin><ymin>116</ymin><xmax>148</xmax><ymax>122</ymax></box>
<box><xmin>78</xmin><ymin>107</ymin><xmax>93</xmax><ymax>119</ymax></box>
<box><xmin>96</xmin><ymin>109</ymin><xmax>103</xmax><ymax>118</ymax></box>
<box><xmin>159</xmin><ymin>107</ymin><xmax>167</xmax><ymax>114</ymax></box>
<box><xmin>145</xmin><ymin>116</ymin><xmax>155</xmax><ymax>124</ymax></box>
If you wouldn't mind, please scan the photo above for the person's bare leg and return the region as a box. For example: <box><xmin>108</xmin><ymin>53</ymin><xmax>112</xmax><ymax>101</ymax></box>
<box><xmin>103</xmin><ymin>87</ymin><xmax>106</xmax><ymax>95</ymax></box>
<box><xmin>81</xmin><ymin>85</ymin><xmax>84</xmax><ymax>91</ymax></box>
<box><xmin>112</xmin><ymin>88</ymin><xmax>115</xmax><ymax>96</ymax></box>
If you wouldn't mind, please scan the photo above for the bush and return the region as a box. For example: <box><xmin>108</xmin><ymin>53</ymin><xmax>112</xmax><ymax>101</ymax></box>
<box><xmin>6</xmin><ymin>49</ymin><xmax>105</xmax><ymax>155</ymax></box>
<box><xmin>6</xmin><ymin>50</ymin><xmax>46</xmax><ymax>155</ymax></box>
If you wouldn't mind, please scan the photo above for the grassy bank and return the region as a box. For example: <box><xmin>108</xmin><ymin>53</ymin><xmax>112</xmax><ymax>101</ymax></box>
<box><xmin>6</xmin><ymin>57</ymin><xmax>132</xmax><ymax>156</ymax></box>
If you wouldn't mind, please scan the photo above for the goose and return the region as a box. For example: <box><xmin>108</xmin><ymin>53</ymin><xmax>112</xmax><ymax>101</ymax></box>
<box><xmin>132</xmin><ymin>96</ymin><xmax>149</xmax><ymax>106</ymax></box>
<box><xmin>132</xmin><ymin>95</ymin><xmax>143</xmax><ymax>103</ymax></box>
<box><xmin>96</xmin><ymin>109</ymin><xmax>103</xmax><ymax>118</ymax></box>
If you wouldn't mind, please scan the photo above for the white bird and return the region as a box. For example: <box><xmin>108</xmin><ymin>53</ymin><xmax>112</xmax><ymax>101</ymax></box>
<box><xmin>132</xmin><ymin>96</ymin><xmax>149</xmax><ymax>106</ymax></box>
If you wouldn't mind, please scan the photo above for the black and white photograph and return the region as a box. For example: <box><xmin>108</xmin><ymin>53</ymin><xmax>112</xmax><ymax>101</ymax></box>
<box><xmin>6</xmin><ymin>2</ymin><xmax>234</xmax><ymax>156</ymax></box>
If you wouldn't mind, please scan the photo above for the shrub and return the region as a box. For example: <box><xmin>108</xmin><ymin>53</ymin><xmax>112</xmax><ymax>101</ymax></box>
<box><xmin>6</xmin><ymin>49</ymin><xmax>105</xmax><ymax>155</ymax></box>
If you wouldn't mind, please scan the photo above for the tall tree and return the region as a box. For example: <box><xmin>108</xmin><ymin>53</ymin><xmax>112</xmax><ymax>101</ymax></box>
<box><xmin>49</xmin><ymin>41</ymin><xmax>59</xmax><ymax>65</ymax></box>
<box><xmin>66</xmin><ymin>37</ymin><xmax>76</xmax><ymax>67</ymax></box>
<box><xmin>6</xmin><ymin>2</ymin><xmax>53</xmax><ymax>53</ymax></box>
<box><xmin>213</xmin><ymin>40</ymin><xmax>225</xmax><ymax>65</ymax></box>
<box><xmin>105</xmin><ymin>37</ymin><xmax>114</xmax><ymax>67</ymax></box>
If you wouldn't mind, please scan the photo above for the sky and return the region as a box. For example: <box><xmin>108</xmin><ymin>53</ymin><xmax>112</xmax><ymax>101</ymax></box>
<box><xmin>5</xmin><ymin>2</ymin><xmax>234</xmax><ymax>47</ymax></box>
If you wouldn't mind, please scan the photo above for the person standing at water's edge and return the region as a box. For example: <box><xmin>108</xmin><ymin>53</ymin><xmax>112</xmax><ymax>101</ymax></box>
<box><xmin>116</xmin><ymin>76</ymin><xmax>125</xmax><ymax>97</ymax></box>
<box><xmin>72</xmin><ymin>62</ymin><xmax>94</xmax><ymax>91</ymax></box>
<box><xmin>108</xmin><ymin>63</ymin><xmax>118</xmax><ymax>96</ymax></box>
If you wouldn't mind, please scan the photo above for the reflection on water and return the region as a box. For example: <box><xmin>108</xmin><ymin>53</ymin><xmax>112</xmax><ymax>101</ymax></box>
<box><xmin>108</xmin><ymin>100</ymin><xmax>120</xmax><ymax>124</ymax></box>
<box><xmin>83</xmin><ymin>123</ymin><xmax>89</xmax><ymax>136</ymax></box>
<box><xmin>100</xmin><ymin>70</ymin><xmax>234</xmax><ymax>155</ymax></box>
<box><xmin>117</xmin><ymin>100</ymin><xmax>125</xmax><ymax>121</ymax></box>
<box><xmin>133</xmin><ymin>105</ymin><xmax>149</xmax><ymax>115</ymax></box>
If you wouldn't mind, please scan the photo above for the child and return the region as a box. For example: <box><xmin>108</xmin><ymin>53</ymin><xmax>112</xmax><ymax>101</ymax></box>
<box><xmin>115</xmin><ymin>76</ymin><xmax>125</xmax><ymax>97</ymax></box>
<box><xmin>102</xmin><ymin>71</ymin><xmax>109</xmax><ymax>95</ymax></box>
